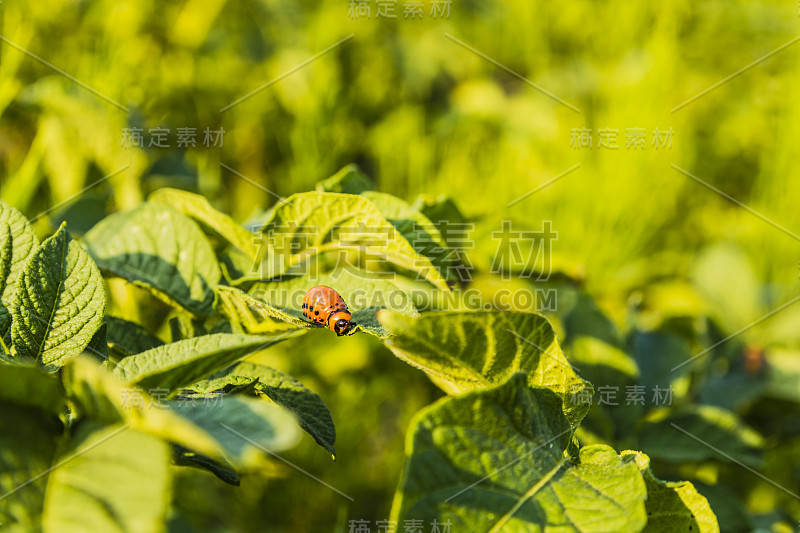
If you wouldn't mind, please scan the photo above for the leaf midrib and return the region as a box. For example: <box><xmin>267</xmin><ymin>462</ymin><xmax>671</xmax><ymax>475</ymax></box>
<box><xmin>488</xmin><ymin>457</ymin><xmax>567</xmax><ymax>533</ymax></box>
<box><xmin>36</xmin><ymin>232</ymin><xmax>68</xmax><ymax>361</ymax></box>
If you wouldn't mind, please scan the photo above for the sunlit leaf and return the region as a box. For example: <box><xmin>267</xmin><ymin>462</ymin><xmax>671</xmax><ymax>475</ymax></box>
<box><xmin>84</xmin><ymin>202</ymin><xmax>221</xmax><ymax>318</ymax></box>
<box><xmin>379</xmin><ymin>310</ymin><xmax>591</xmax><ymax>426</ymax></box>
<box><xmin>258</xmin><ymin>192</ymin><xmax>449</xmax><ymax>291</ymax></box>
<box><xmin>112</xmin><ymin>332</ymin><xmax>301</xmax><ymax>392</ymax></box>
<box><xmin>621</xmin><ymin>451</ymin><xmax>719</xmax><ymax>532</ymax></box>
<box><xmin>11</xmin><ymin>224</ymin><xmax>105</xmax><ymax>370</ymax></box>
<box><xmin>392</xmin><ymin>374</ymin><xmax>647</xmax><ymax>532</ymax></box>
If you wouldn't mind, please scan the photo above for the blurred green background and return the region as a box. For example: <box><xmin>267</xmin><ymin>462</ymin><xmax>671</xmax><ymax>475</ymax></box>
<box><xmin>2</xmin><ymin>0</ymin><xmax>800</xmax><ymax>531</ymax></box>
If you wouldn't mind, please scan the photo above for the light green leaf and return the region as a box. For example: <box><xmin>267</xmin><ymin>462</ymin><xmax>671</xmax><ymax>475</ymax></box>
<box><xmin>11</xmin><ymin>223</ymin><xmax>106</xmax><ymax>370</ymax></box>
<box><xmin>62</xmin><ymin>357</ymin><xmax>228</xmax><ymax>462</ymax></box>
<box><xmin>361</xmin><ymin>191</ymin><xmax>458</xmax><ymax>279</ymax></box>
<box><xmin>316</xmin><ymin>164</ymin><xmax>373</xmax><ymax>194</ymax></box>
<box><xmin>392</xmin><ymin>374</ymin><xmax>647</xmax><ymax>532</ymax></box>
<box><xmin>167</xmin><ymin>395</ymin><xmax>300</xmax><ymax>467</ymax></box>
<box><xmin>568</xmin><ymin>336</ymin><xmax>639</xmax><ymax>387</ymax></box>
<box><xmin>84</xmin><ymin>202</ymin><xmax>221</xmax><ymax>318</ymax></box>
<box><xmin>361</xmin><ymin>191</ymin><xmax>447</xmax><ymax>249</ymax></box>
<box><xmin>0</xmin><ymin>363</ymin><xmax>65</xmax><ymax>416</ymax></box>
<box><xmin>42</xmin><ymin>424</ymin><xmax>171</xmax><ymax>533</ymax></box>
<box><xmin>691</xmin><ymin>244</ymin><xmax>762</xmax><ymax>334</ymax></box>
<box><xmin>621</xmin><ymin>451</ymin><xmax>719</xmax><ymax>533</ymax></box>
<box><xmin>379</xmin><ymin>310</ymin><xmax>591</xmax><ymax>426</ymax></box>
<box><xmin>248</xmin><ymin>269</ymin><xmax>419</xmax><ymax>339</ymax></box>
<box><xmin>637</xmin><ymin>406</ymin><xmax>764</xmax><ymax>468</ymax></box>
<box><xmin>215</xmin><ymin>286</ymin><xmax>308</xmax><ymax>333</ymax></box>
<box><xmin>188</xmin><ymin>361</ymin><xmax>336</xmax><ymax>457</ymax></box>
<box><xmin>258</xmin><ymin>192</ymin><xmax>450</xmax><ymax>291</ymax></box>
<box><xmin>112</xmin><ymin>332</ymin><xmax>301</xmax><ymax>392</ymax></box>
<box><xmin>149</xmin><ymin>188</ymin><xmax>260</xmax><ymax>259</ymax></box>
<box><xmin>105</xmin><ymin>316</ymin><xmax>163</xmax><ymax>357</ymax></box>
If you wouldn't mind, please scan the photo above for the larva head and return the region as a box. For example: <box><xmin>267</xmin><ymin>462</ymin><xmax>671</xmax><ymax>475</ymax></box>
<box><xmin>328</xmin><ymin>309</ymin><xmax>352</xmax><ymax>336</ymax></box>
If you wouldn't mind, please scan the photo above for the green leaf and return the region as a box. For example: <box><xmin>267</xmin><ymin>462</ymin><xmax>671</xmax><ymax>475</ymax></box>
<box><xmin>62</xmin><ymin>357</ymin><xmax>228</xmax><ymax>462</ymax></box>
<box><xmin>568</xmin><ymin>336</ymin><xmax>639</xmax><ymax>387</ymax></box>
<box><xmin>84</xmin><ymin>202</ymin><xmax>221</xmax><ymax>318</ymax></box>
<box><xmin>361</xmin><ymin>191</ymin><xmax>459</xmax><ymax>279</ymax></box>
<box><xmin>0</xmin><ymin>202</ymin><xmax>39</xmax><ymax>338</ymax></box>
<box><xmin>637</xmin><ymin>406</ymin><xmax>765</xmax><ymax>468</ymax></box>
<box><xmin>413</xmin><ymin>195</ymin><xmax>469</xmax><ymax>229</ymax></box>
<box><xmin>166</xmin><ymin>395</ymin><xmax>300</xmax><ymax>467</ymax></box>
<box><xmin>188</xmin><ymin>362</ymin><xmax>336</xmax><ymax>458</ymax></box>
<box><xmin>248</xmin><ymin>270</ymin><xmax>419</xmax><ymax>339</ymax></box>
<box><xmin>0</xmin><ymin>363</ymin><xmax>65</xmax><ymax>416</ymax></box>
<box><xmin>112</xmin><ymin>332</ymin><xmax>301</xmax><ymax>392</ymax></box>
<box><xmin>215</xmin><ymin>286</ymin><xmax>308</xmax><ymax>333</ymax></box>
<box><xmin>85</xmin><ymin>322</ymin><xmax>108</xmax><ymax>362</ymax></box>
<box><xmin>631</xmin><ymin>331</ymin><xmax>692</xmax><ymax>391</ymax></box>
<box><xmin>691</xmin><ymin>482</ymin><xmax>754</xmax><ymax>533</ymax></box>
<box><xmin>258</xmin><ymin>192</ymin><xmax>450</xmax><ymax>291</ymax></box>
<box><xmin>149</xmin><ymin>188</ymin><xmax>260</xmax><ymax>259</ymax></box>
<box><xmin>11</xmin><ymin>223</ymin><xmax>106</xmax><ymax>370</ymax></box>
<box><xmin>0</xmin><ymin>404</ymin><xmax>61</xmax><ymax>532</ymax></box>
<box><xmin>392</xmin><ymin>374</ymin><xmax>647</xmax><ymax>532</ymax></box>
<box><xmin>691</xmin><ymin>243</ymin><xmax>762</xmax><ymax>334</ymax></box>
<box><xmin>105</xmin><ymin>316</ymin><xmax>163</xmax><ymax>357</ymax></box>
<box><xmin>42</xmin><ymin>424</ymin><xmax>171</xmax><ymax>533</ymax></box>
<box><xmin>172</xmin><ymin>445</ymin><xmax>240</xmax><ymax>486</ymax></box>
<box><xmin>316</xmin><ymin>164</ymin><xmax>373</xmax><ymax>194</ymax></box>
<box><xmin>379</xmin><ymin>310</ymin><xmax>591</xmax><ymax>426</ymax></box>
<box><xmin>561</xmin><ymin>291</ymin><xmax>619</xmax><ymax>347</ymax></box>
<box><xmin>621</xmin><ymin>451</ymin><xmax>719</xmax><ymax>533</ymax></box>
<box><xmin>361</xmin><ymin>191</ymin><xmax>447</xmax><ymax>250</ymax></box>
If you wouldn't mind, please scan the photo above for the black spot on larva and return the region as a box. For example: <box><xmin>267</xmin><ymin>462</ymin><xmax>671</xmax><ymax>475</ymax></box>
<box><xmin>314</xmin><ymin>310</ymin><xmax>319</xmax><ymax>315</ymax></box>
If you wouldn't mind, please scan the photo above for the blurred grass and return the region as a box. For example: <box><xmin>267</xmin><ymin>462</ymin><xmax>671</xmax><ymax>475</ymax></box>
<box><xmin>2</xmin><ymin>0</ymin><xmax>800</xmax><ymax>530</ymax></box>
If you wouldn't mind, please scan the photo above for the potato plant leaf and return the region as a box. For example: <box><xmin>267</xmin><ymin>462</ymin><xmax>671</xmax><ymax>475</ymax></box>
<box><xmin>621</xmin><ymin>451</ymin><xmax>719</xmax><ymax>532</ymax></box>
<box><xmin>188</xmin><ymin>361</ymin><xmax>336</xmax><ymax>457</ymax></box>
<box><xmin>379</xmin><ymin>310</ymin><xmax>591</xmax><ymax>426</ymax></box>
<box><xmin>63</xmin><ymin>357</ymin><xmax>228</xmax><ymax>462</ymax></box>
<box><xmin>315</xmin><ymin>164</ymin><xmax>373</xmax><ymax>194</ymax></box>
<box><xmin>361</xmin><ymin>191</ymin><xmax>459</xmax><ymax>280</ymax></box>
<box><xmin>42</xmin><ymin>424</ymin><xmax>171</xmax><ymax>533</ymax></box>
<box><xmin>215</xmin><ymin>286</ymin><xmax>309</xmax><ymax>333</ymax></box>
<box><xmin>0</xmin><ymin>202</ymin><xmax>39</xmax><ymax>339</ymax></box>
<box><xmin>0</xmin><ymin>403</ymin><xmax>61</xmax><ymax>531</ymax></box>
<box><xmin>637</xmin><ymin>406</ymin><xmax>765</xmax><ymax>468</ymax></box>
<box><xmin>166</xmin><ymin>395</ymin><xmax>300</xmax><ymax>467</ymax></box>
<box><xmin>11</xmin><ymin>223</ymin><xmax>105</xmax><ymax>370</ymax></box>
<box><xmin>112</xmin><ymin>332</ymin><xmax>302</xmax><ymax>392</ymax></box>
<box><xmin>84</xmin><ymin>202</ymin><xmax>221</xmax><ymax>318</ymax></box>
<box><xmin>249</xmin><ymin>270</ymin><xmax>419</xmax><ymax>339</ymax></box>
<box><xmin>105</xmin><ymin>315</ymin><xmax>164</xmax><ymax>357</ymax></box>
<box><xmin>392</xmin><ymin>374</ymin><xmax>647</xmax><ymax>532</ymax></box>
<box><xmin>0</xmin><ymin>363</ymin><xmax>65</xmax><ymax>416</ymax></box>
<box><xmin>258</xmin><ymin>192</ymin><xmax>449</xmax><ymax>291</ymax></box>
<box><xmin>149</xmin><ymin>188</ymin><xmax>260</xmax><ymax>259</ymax></box>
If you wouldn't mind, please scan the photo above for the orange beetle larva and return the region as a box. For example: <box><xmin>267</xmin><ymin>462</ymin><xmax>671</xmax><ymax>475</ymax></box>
<box><xmin>302</xmin><ymin>285</ymin><xmax>354</xmax><ymax>336</ymax></box>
